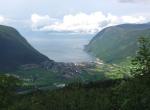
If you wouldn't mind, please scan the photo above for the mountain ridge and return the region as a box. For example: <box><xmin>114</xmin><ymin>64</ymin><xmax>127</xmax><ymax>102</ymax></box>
<box><xmin>85</xmin><ymin>23</ymin><xmax>150</xmax><ymax>63</ymax></box>
<box><xmin>0</xmin><ymin>25</ymin><xmax>52</xmax><ymax>71</ymax></box>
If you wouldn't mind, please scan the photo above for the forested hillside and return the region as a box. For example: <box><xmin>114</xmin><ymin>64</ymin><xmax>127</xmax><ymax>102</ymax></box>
<box><xmin>0</xmin><ymin>37</ymin><xmax>150</xmax><ymax>110</ymax></box>
<box><xmin>0</xmin><ymin>25</ymin><xmax>51</xmax><ymax>71</ymax></box>
<box><xmin>85</xmin><ymin>23</ymin><xmax>150</xmax><ymax>63</ymax></box>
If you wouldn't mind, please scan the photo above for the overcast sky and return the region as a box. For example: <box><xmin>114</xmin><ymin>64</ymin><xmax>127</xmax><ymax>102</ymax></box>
<box><xmin>0</xmin><ymin>0</ymin><xmax>150</xmax><ymax>33</ymax></box>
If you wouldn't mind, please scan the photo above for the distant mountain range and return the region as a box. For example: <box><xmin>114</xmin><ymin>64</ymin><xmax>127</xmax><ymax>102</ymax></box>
<box><xmin>0</xmin><ymin>25</ymin><xmax>52</xmax><ymax>71</ymax></box>
<box><xmin>85</xmin><ymin>23</ymin><xmax>150</xmax><ymax>63</ymax></box>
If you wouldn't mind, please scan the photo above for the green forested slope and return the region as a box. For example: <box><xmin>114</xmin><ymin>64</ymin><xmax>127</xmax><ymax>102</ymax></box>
<box><xmin>85</xmin><ymin>23</ymin><xmax>150</xmax><ymax>63</ymax></box>
<box><xmin>1</xmin><ymin>37</ymin><xmax>150</xmax><ymax>110</ymax></box>
<box><xmin>0</xmin><ymin>25</ymin><xmax>50</xmax><ymax>71</ymax></box>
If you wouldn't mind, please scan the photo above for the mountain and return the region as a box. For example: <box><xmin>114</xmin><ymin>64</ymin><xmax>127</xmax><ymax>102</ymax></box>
<box><xmin>85</xmin><ymin>23</ymin><xmax>150</xmax><ymax>63</ymax></box>
<box><xmin>0</xmin><ymin>25</ymin><xmax>51</xmax><ymax>71</ymax></box>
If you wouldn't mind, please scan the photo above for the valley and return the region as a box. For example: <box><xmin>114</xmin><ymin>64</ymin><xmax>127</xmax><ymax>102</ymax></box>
<box><xmin>1</xmin><ymin>23</ymin><xmax>149</xmax><ymax>89</ymax></box>
<box><xmin>0</xmin><ymin>0</ymin><xmax>150</xmax><ymax>109</ymax></box>
<box><xmin>0</xmin><ymin>23</ymin><xmax>150</xmax><ymax>110</ymax></box>
<box><xmin>0</xmin><ymin>25</ymin><xmax>109</xmax><ymax>89</ymax></box>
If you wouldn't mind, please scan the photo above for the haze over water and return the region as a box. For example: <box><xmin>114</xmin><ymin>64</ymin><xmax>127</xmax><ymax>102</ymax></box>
<box><xmin>24</xmin><ymin>32</ymin><xmax>95</xmax><ymax>63</ymax></box>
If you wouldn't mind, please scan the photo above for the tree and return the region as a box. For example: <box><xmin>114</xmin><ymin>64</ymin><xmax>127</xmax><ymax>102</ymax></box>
<box><xmin>131</xmin><ymin>37</ymin><xmax>150</xmax><ymax>77</ymax></box>
<box><xmin>0</xmin><ymin>74</ymin><xmax>21</xmax><ymax>109</ymax></box>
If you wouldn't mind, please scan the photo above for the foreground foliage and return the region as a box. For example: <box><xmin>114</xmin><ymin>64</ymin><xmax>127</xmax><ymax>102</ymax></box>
<box><xmin>2</xmin><ymin>77</ymin><xmax>149</xmax><ymax>110</ymax></box>
<box><xmin>1</xmin><ymin>37</ymin><xmax>150</xmax><ymax>110</ymax></box>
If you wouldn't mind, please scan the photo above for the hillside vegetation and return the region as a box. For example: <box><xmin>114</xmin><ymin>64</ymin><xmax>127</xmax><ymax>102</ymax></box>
<box><xmin>0</xmin><ymin>25</ymin><xmax>112</xmax><ymax>87</ymax></box>
<box><xmin>0</xmin><ymin>25</ymin><xmax>50</xmax><ymax>71</ymax></box>
<box><xmin>85</xmin><ymin>23</ymin><xmax>150</xmax><ymax>63</ymax></box>
<box><xmin>0</xmin><ymin>37</ymin><xmax>150</xmax><ymax>110</ymax></box>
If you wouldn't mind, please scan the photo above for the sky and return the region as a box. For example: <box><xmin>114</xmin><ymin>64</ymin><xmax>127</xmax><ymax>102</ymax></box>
<box><xmin>0</xmin><ymin>0</ymin><xmax>150</xmax><ymax>34</ymax></box>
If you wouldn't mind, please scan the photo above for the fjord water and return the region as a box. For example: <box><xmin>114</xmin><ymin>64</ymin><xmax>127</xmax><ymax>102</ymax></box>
<box><xmin>24</xmin><ymin>32</ymin><xmax>95</xmax><ymax>63</ymax></box>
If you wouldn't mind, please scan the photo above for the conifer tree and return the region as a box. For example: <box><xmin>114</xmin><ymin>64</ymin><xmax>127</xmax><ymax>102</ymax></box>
<box><xmin>131</xmin><ymin>37</ymin><xmax>150</xmax><ymax>77</ymax></box>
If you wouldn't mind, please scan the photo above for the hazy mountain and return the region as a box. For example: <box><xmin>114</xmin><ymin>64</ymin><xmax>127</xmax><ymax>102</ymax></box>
<box><xmin>0</xmin><ymin>25</ymin><xmax>51</xmax><ymax>71</ymax></box>
<box><xmin>85</xmin><ymin>23</ymin><xmax>150</xmax><ymax>63</ymax></box>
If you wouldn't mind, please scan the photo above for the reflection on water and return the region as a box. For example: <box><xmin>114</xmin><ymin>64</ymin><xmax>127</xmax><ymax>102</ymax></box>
<box><xmin>25</xmin><ymin>32</ymin><xmax>95</xmax><ymax>63</ymax></box>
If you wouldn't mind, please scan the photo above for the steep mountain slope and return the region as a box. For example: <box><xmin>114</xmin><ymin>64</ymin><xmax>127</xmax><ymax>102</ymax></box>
<box><xmin>85</xmin><ymin>23</ymin><xmax>150</xmax><ymax>63</ymax></box>
<box><xmin>0</xmin><ymin>25</ymin><xmax>51</xmax><ymax>71</ymax></box>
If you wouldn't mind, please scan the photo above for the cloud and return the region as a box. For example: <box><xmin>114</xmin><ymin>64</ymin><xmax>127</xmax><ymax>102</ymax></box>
<box><xmin>40</xmin><ymin>12</ymin><xmax>111</xmax><ymax>33</ymax></box>
<box><xmin>31</xmin><ymin>13</ymin><xmax>56</xmax><ymax>30</ymax></box>
<box><xmin>121</xmin><ymin>16</ymin><xmax>146</xmax><ymax>23</ymax></box>
<box><xmin>32</xmin><ymin>12</ymin><xmax>121</xmax><ymax>33</ymax></box>
<box><xmin>119</xmin><ymin>0</ymin><xmax>150</xmax><ymax>3</ymax></box>
<box><xmin>0</xmin><ymin>16</ymin><xmax>5</xmax><ymax>24</ymax></box>
<box><xmin>0</xmin><ymin>16</ymin><xmax>30</xmax><ymax>31</ymax></box>
<box><xmin>30</xmin><ymin>12</ymin><xmax>148</xmax><ymax>34</ymax></box>
<box><xmin>0</xmin><ymin>13</ymin><xmax>148</xmax><ymax>34</ymax></box>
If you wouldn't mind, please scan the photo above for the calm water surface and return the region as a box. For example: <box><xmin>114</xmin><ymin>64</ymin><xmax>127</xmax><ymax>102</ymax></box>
<box><xmin>25</xmin><ymin>32</ymin><xmax>95</xmax><ymax>63</ymax></box>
